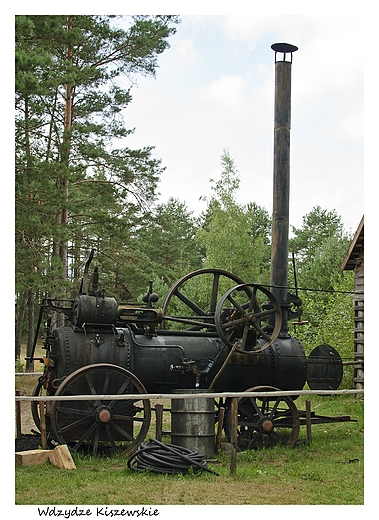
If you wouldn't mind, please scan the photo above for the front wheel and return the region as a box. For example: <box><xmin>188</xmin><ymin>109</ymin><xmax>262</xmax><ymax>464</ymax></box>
<box><xmin>50</xmin><ymin>363</ymin><xmax>151</xmax><ymax>456</ymax></box>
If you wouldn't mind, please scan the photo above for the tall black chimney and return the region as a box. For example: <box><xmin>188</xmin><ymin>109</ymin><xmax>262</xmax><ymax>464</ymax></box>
<box><xmin>270</xmin><ymin>43</ymin><xmax>298</xmax><ymax>334</ymax></box>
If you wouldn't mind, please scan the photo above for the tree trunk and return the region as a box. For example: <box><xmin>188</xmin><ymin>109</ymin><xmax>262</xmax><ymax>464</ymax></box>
<box><xmin>25</xmin><ymin>288</ymin><xmax>35</xmax><ymax>372</ymax></box>
<box><xmin>15</xmin><ymin>289</ymin><xmax>28</xmax><ymax>361</ymax></box>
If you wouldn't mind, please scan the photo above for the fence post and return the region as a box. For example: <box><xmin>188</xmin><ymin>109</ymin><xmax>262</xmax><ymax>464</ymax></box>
<box><xmin>16</xmin><ymin>390</ymin><xmax>21</xmax><ymax>438</ymax></box>
<box><xmin>39</xmin><ymin>400</ymin><xmax>47</xmax><ymax>449</ymax></box>
<box><xmin>305</xmin><ymin>400</ymin><xmax>312</xmax><ymax>444</ymax></box>
<box><xmin>230</xmin><ymin>397</ymin><xmax>238</xmax><ymax>475</ymax></box>
<box><xmin>215</xmin><ymin>406</ymin><xmax>225</xmax><ymax>452</ymax></box>
<box><xmin>155</xmin><ymin>403</ymin><xmax>163</xmax><ymax>442</ymax></box>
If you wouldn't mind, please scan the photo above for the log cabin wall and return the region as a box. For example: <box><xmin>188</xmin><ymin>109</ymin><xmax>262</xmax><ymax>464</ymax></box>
<box><xmin>341</xmin><ymin>216</ymin><xmax>364</xmax><ymax>392</ymax></box>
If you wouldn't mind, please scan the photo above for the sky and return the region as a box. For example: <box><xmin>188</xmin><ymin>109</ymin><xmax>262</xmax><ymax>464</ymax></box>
<box><xmin>119</xmin><ymin>13</ymin><xmax>364</xmax><ymax>234</ymax></box>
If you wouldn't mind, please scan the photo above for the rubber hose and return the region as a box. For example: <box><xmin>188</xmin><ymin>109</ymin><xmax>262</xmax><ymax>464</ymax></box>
<box><xmin>127</xmin><ymin>438</ymin><xmax>218</xmax><ymax>475</ymax></box>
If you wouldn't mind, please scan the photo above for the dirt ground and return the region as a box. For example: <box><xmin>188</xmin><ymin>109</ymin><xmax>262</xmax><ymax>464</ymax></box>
<box><xmin>15</xmin><ymin>374</ymin><xmax>44</xmax><ymax>451</ymax></box>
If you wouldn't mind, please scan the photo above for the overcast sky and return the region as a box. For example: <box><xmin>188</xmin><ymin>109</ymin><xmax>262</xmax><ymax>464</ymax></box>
<box><xmin>121</xmin><ymin>13</ymin><xmax>364</xmax><ymax>234</ymax></box>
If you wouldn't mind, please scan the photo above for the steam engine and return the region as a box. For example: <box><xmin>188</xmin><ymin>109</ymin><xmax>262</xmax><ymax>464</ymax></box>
<box><xmin>29</xmin><ymin>43</ymin><xmax>345</xmax><ymax>456</ymax></box>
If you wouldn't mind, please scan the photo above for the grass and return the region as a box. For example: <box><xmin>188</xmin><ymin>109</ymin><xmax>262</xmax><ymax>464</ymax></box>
<box><xmin>14</xmin><ymin>387</ymin><xmax>364</xmax><ymax>506</ymax></box>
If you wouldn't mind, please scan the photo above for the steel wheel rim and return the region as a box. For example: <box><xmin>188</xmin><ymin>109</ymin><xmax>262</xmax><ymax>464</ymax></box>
<box><xmin>226</xmin><ymin>385</ymin><xmax>300</xmax><ymax>450</ymax></box>
<box><xmin>215</xmin><ymin>284</ymin><xmax>282</xmax><ymax>352</ymax></box>
<box><xmin>50</xmin><ymin>363</ymin><xmax>151</xmax><ymax>456</ymax></box>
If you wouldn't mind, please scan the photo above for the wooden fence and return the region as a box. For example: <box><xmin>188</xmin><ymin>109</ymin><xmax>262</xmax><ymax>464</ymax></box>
<box><xmin>15</xmin><ymin>387</ymin><xmax>363</xmax><ymax>475</ymax></box>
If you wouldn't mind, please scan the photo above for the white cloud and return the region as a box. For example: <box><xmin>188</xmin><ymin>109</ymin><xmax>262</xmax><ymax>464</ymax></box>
<box><xmin>175</xmin><ymin>38</ymin><xmax>200</xmax><ymax>65</ymax></box>
<box><xmin>196</xmin><ymin>73</ymin><xmax>247</xmax><ymax>108</ymax></box>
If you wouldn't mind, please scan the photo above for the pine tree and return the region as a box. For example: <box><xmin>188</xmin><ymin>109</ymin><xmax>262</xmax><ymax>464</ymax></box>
<box><xmin>15</xmin><ymin>15</ymin><xmax>179</xmax><ymax>364</ymax></box>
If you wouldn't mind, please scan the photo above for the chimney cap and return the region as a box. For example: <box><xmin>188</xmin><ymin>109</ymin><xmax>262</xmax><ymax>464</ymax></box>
<box><xmin>271</xmin><ymin>42</ymin><xmax>298</xmax><ymax>54</ymax></box>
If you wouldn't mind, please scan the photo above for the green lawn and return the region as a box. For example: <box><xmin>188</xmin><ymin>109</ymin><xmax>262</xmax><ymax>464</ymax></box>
<box><xmin>15</xmin><ymin>394</ymin><xmax>364</xmax><ymax>506</ymax></box>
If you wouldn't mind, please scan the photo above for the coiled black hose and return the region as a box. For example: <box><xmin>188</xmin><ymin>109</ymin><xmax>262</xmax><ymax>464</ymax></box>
<box><xmin>127</xmin><ymin>438</ymin><xmax>219</xmax><ymax>475</ymax></box>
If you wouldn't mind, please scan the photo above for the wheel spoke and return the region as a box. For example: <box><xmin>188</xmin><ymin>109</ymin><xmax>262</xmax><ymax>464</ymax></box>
<box><xmin>226</xmin><ymin>294</ymin><xmax>247</xmax><ymax>315</ymax></box>
<box><xmin>113</xmin><ymin>413</ymin><xmax>144</xmax><ymax>423</ymax></box>
<box><xmin>93</xmin><ymin>427</ymin><xmax>100</xmax><ymax>456</ymax></box>
<box><xmin>104</xmin><ymin>424</ymin><xmax>118</xmax><ymax>453</ymax></box>
<box><xmin>174</xmin><ymin>289</ymin><xmax>206</xmax><ymax>316</ymax></box>
<box><xmin>56</xmin><ymin>413</ymin><xmax>93</xmax><ymax>434</ymax></box>
<box><xmin>56</xmin><ymin>406</ymin><xmax>93</xmax><ymax>417</ymax></box>
<box><xmin>110</xmin><ymin>421</ymin><xmax>135</xmax><ymax>441</ymax></box>
<box><xmin>102</xmin><ymin>371</ymin><xmax>111</xmax><ymax>395</ymax></box>
<box><xmin>248</xmin><ymin>321</ymin><xmax>272</xmax><ymax>342</ymax></box>
<box><xmin>239</xmin><ymin>400</ymin><xmax>261</xmax><ymax>420</ymax></box>
<box><xmin>268</xmin><ymin>429</ymin><xmax>289</xmax><ymax>445</ymax></box>
<box><xmin>72</xmin><ymin>421</ymin><xmax>99</xmax><ymax>451</ymax></box>
<box><xmin>108</xmin><ymin>378</ymin><xmax>132</xmax><ymax>409</ymax></box>
<box><xmin>245</xmin><ymin>432</ymin><xmax>262</xmax><ymax>450</ymax></box>
<box><xmin>84</xmin><ymin>373</ymin><xmax>102</xmax><ymax>407</ymax></box>
<box><xmin>269</xmin><ymin>397</ymin><xmax>281</xmax><ymax>418</ymax></box>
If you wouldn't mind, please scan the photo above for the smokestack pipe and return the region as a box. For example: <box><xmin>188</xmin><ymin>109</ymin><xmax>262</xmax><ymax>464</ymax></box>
<box><xmin>270</xmin><ymin>43</ymin><xmax>298</xmax><ymax>334</ymax></box>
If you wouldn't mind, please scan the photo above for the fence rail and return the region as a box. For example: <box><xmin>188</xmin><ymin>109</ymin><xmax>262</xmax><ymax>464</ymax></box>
<box><xmin>15</xmin><ymin>388</ymin><xmax>363</xmax><ymax>402</ymax></box>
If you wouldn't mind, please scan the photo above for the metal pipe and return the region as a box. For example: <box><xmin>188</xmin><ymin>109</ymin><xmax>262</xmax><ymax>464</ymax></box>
<box><xmin>270</xmin><ymin>43</ymin><xmax>298</xmax><ymax>333</ymax></box>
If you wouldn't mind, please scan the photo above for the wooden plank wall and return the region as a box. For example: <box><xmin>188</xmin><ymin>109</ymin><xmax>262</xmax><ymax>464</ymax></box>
<box><xmin>354</xmin><ymin>259</ymin><xmax>364</xmax><ymax>392</ymax></box>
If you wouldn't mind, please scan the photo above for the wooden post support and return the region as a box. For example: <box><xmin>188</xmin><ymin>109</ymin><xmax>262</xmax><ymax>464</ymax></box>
<box><xmin>155</xmin><ymin>403</ymin><xmax>163</xmax><ymax>442</ymax></box>
<box><xmin>39</xmin><ymin>400</ymin><xmax>47</xmax><ymax>449</ymax></box>
<box><xmin>305</xmin><ymin>400</ymin><xmax>312</xmax><ymax>444</ymax></box>
<box><xmin>16</xmin><ymin>390</ymin><xmax>21</xmax><ymax>438</ymax></box>
<box><xmin>215</xmin><ymin>406</ymin><xmax>225</xmax><ymax>452</ymax></box>
<box><xmin>230</xmin><ymin>397</ymin><xmax>238</xmax><ymax>476</ymax></box>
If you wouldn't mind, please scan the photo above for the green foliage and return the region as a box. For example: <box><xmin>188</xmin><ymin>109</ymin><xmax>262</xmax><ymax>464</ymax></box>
<box><xmin>15</xmin><ymin>359</ymin><xmax>25</xmax><ymax>373</ymax></box>
<box><xmin>290</xmin><ymin>206</ymin><xmax>347</xmax><ymax>261</ymax></box>
<box><xmin>287</xmin><ymin>206</ymin><xmax>356</xmax><ymax>387</ymax></box>
<box><xmin>15</xmin><ymin>15</ymin><xmax>179</xmax><ymax>331</ymax></box>
<box><xmin>196</xmin><ymin>150</ymin><xmax>270</xmax><ymax>284</ymax></box>
<box><xmin>136</xmin><ymin>198</ymin><xmax>203</xmax><ymax>288</ymax></box>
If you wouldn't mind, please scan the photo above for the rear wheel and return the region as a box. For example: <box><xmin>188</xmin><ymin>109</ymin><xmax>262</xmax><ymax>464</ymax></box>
<box><xmin>225</xmin><ymin>385</ymin><xmax>300</xmax><ymax>450</ymax></box>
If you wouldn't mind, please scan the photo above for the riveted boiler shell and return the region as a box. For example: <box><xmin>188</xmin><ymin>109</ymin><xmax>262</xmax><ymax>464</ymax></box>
<box><xmin>212</xmin><ymin>335</ymin><xmax>307</xmax><ymax>393</ymax></box>
<box><xmin>50</xmin><ymin>326</ymin><xmax>134</xmax><ymax>380</ymax></box>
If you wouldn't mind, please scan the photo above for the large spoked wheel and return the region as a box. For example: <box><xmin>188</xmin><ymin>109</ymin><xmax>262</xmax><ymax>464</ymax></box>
<box><xmin>215</xmin><ymin>284</ymin><xmax>282</xmax><ymax>353</ymax></box>
<box><xmin>161</xmin><ymin>268</ymin><xmax>251</xmax><ymax>331</ymax></box>
<box><xmin>225</xmin><ymin>386</ymin><xmax>300</xmax><ymax>450</ymax></box>
<box><xmin>50</xmin><ymin>364</ymin><xmax>151</xmax><ymax>457</ymax></box>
